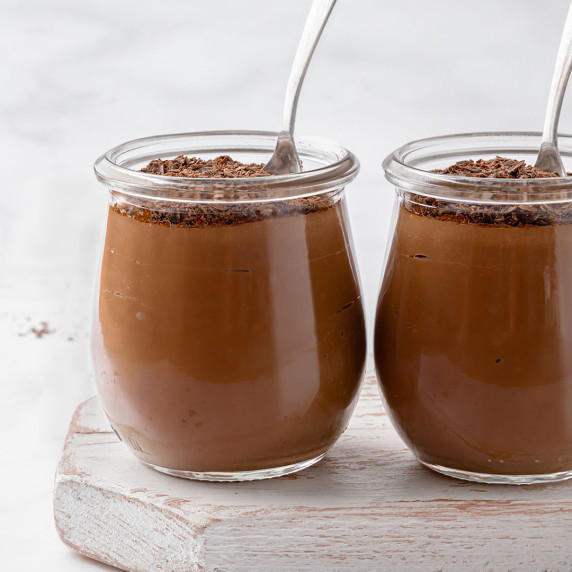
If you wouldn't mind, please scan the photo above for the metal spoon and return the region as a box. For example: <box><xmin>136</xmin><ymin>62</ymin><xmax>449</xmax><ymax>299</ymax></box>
<box><xmin>264</xmin><ymin>0</ymin><xmax>337</xmax><ymax>175</ymax></box>
<box><xmin>535</xmin><ymin>1</ymin><xmax>572</xmax><ymax>176</ymax></box>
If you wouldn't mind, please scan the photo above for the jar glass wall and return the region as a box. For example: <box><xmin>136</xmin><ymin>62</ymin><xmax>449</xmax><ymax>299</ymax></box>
<box><xmin>93</xmin><ymin>131</ymin><xmax>366</xmax><ymax>481</ymax></box>
<box><xmin>376</xmin><ymin>132</ymin><xmax>572</xmax><ymax>484</ymax></box>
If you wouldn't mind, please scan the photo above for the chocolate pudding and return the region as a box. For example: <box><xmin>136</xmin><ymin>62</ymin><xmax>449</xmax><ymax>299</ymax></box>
<box><xmin>93</xmin><ymin>154</ymin><xmax>366</xmax><ymax>477</ymax></box>
<box><xmin>375</xmin><ymin>156</ymin><xmax>572</xmax><ymax>478</ymax></box>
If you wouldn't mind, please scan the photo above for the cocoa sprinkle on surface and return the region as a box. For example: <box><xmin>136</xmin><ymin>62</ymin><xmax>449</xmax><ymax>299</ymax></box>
<box><xmin>403</xmin><ymin>195</ymin><xmax>572</xmax><ymax>227</ymax></box>
<box><xmin>113</xmin><ymin>155</ymin><xmax>333</xmax><ymax>228</ymax></box>
<box><xmin>403</xmin><ymin>157</ymin><xmax>571</xmax><ymax>227</ymax></box>
<box><xmin>112</xmin><ymin>193</ymin><xmax>334</xmax><ymax>229</ymax></box>
<box><xmin>141</xmin><ymin>155</ymin><xmax>270</xmax><ymax>179</ymax></box>
<box><xmin>433</xmin><ymin>156</ymin><xmax>558</xmax><ymax>179</ymax></box>
<box><xmin>31</xmin><ymin>321</ymin><xmax>54</xmax><ymax>338</ymax></box>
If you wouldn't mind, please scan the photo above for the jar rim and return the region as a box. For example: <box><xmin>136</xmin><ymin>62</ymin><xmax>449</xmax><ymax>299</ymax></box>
<box><xmin>383</xmin><ymin>131</ymin><xmax>572</xmax><ymax>204</ymax></box>
<box><xmin>94</xmin><ymin>130</ymin><xmax>359</xmax><ymax>203</ymax></box>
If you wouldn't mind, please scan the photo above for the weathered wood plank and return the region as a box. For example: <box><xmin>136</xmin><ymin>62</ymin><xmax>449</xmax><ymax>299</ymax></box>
<box><xmin>54</xmin><ymin>369</ymin><xmax>572</xmax><ymax>571</ymax></box>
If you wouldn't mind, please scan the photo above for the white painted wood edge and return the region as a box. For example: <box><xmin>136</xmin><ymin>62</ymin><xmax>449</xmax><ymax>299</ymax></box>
<box><xmin>54</xmin><ymin>370</ymin><xmax>572</xmax><ymax>571</ymax></box>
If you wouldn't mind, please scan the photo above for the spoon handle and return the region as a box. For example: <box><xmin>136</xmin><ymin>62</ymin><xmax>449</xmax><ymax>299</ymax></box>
<box><xmin>281</xmin><ymin>0</ymin><xmax>337</xmax><ymax>135</ymax></box>
<box><xmin>540</xmin><ymin>1</ymin><xmax>572</xmax><ymax>151</ymax></box>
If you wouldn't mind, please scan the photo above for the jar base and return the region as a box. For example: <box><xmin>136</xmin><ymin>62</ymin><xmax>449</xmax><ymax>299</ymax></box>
<box><xmin>421</xmin><ymin>461</ymin><xmax>572</xmax><ymax>485</ymax></box>
<box><xmin>141</xmin><ymin>453</ymin><xmax>326</xmax><ymax>482</ymax></box>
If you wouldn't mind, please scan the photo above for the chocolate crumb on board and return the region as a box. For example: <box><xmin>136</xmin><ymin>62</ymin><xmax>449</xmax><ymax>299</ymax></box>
<box><xmin>403</xmin><ymin>156</ymin><xmax>571</xmax><ymax>227</ymax></box>
<box><xmin>111</xmin><ymin>155</ymin><xmax>335</xmax><ymax>228</ymax></box>
<box><xmin>31</xmin><ymin>321</ymin><xmax>54</xmax><ymax>338</ymax></box>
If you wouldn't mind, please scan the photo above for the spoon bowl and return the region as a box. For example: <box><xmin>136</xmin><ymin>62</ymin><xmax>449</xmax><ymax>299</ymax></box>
<box><xmin>264</xmin><ymin>131</ymin><xmax>301</xmax><ymax>175</ymax></box>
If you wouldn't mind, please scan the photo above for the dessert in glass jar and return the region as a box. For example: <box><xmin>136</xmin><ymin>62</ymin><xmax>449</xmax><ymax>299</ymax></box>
<box><xmin>93</xmin><ymin>131</ymin><xmax>366</xmax><ymax>481</ymax></box>
<box><xmin>375</xmin><ymin>132</ymin><xmax>572</xmax><ymax>484</ymax></box>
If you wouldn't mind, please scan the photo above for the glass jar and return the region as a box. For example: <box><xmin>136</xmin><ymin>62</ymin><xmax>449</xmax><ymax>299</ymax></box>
<box><xmin>93</xmin><ymin>131</ymin><xmax>366</xmax><ymax>481</ymax></box>
<box><xmin>376</xmin><ymin>132</ymin><xmax>572</xmax><ymax>484</ymax></box>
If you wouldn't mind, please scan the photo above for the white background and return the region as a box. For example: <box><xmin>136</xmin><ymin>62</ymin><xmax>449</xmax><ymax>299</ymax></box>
<box><xmin>1</xmin><ymin>0</ymin><xmax>571</xmax><ymax>569</ymax></box>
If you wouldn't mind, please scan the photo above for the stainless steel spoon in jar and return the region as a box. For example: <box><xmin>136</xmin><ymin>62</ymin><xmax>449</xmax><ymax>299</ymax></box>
<box><xmin>264</xmin><ymin>0</ymin><xmax>337</xmax><ymax>175</ymax></box>
<box><xmin>535</xmin><ymin>0</ymin><xmax>572</xmax><ymax>176</ymax></box>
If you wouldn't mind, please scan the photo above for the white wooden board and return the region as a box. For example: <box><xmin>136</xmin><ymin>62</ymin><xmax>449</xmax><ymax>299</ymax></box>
<box><xmin>54</xmin><ymin>367</ymin><xmax>572</xmax><ymax>571</ymax></box>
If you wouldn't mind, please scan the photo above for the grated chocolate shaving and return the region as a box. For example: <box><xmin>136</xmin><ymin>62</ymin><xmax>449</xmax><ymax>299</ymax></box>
<box><xmin>403</xmin><ymin>156</ymin><xmax>570</xmax><ymax>227</ymax></box>
<box><xmin>433</xmin><ymin>156</ymin><xmax>559</xmax><ymax>179</ymax></box>
<box><xmin>112</xmin><ymin>194</ymin><xmax>335</xmax><ymax>228</ymax></box>
<box><xmin>403</xmin><ymin>195</ymin><xmax>572</xmax><ymax>227</ymax></box>
<box><xmin>112</xmin><ymin>155</ymin><xmax>333</xmax><ymax>228</ymax></box>
<box><xmin>141</xmin><ymin>155</ymin><xmax>270</xmax><ymax>179</ymax></box>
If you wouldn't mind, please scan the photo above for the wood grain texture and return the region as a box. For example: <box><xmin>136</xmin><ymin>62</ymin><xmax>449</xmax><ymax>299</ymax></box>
<box><xmin>54</xmin><ymin>367</ymin><xmax>572</xmax><ymax>571</ymax></box>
